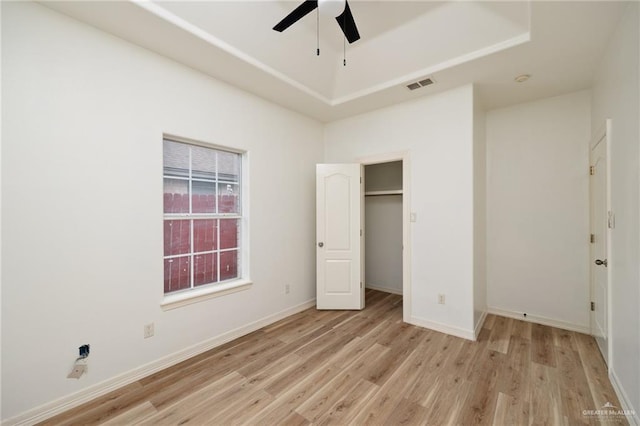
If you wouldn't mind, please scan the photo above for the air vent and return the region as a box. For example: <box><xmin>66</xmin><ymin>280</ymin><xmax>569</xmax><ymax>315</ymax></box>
<box><xmin>406</xmin><ymin>76</ymin><xmax>436</xmax><ymax>91</ymax></box>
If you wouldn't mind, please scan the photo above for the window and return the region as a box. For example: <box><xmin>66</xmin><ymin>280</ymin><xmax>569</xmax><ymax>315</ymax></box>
<box><xmin>163</xmin><ymin>139</ymin><xmax>243</xmax><ymax>296</ymax></box>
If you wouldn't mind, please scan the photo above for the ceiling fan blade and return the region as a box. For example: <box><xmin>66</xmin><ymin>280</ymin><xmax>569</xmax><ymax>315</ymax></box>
<box><xmin>335</xmin><ymin>1</ymin><xmax>360</xmax><ymax>43</ymax></box>
<box><xmin>273</xmin><ymin>0</ymin><xmax>318</xmax><ymax>32</ymax></box>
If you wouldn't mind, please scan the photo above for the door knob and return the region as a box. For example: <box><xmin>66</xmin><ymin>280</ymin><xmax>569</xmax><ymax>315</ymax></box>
<box><xmin>595</xmin><ymin>259</ymin><xmax>608</xmax><ymax>267</ymax></box>
<box><xmin>318</xmin><ymin>242</ymin><xmax>324</xmax><ymax>247</ymax></box>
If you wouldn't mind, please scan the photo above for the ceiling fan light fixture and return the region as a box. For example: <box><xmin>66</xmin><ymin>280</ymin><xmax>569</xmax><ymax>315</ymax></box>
<box><xmin>319</xmin><ymin>0</ymin><xmax>346</xmax><ymax>17</ymax></box>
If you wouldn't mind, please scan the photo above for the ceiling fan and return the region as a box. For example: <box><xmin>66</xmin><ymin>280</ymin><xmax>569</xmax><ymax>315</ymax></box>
<box><xmin>273</xmin><ymin>0</ymin><xmax>361</xmax><ymax>44</ymax></box>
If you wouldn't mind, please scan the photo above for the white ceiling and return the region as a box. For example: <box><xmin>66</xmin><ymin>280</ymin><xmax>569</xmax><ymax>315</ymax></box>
<box><xmin>43</xmin><ymin>1</ymin><xmax>628</xmax><ymax>122</ymax></box>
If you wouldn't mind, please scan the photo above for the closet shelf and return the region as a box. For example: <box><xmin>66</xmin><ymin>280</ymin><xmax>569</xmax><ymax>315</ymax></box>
<box><xmin>364</xmin><ymin>190</ymin><xmax>403</xmax><ymax>196</ymax></box>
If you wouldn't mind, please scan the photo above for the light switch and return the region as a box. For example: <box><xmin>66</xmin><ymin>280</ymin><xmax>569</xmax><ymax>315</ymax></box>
<box><xmin>410</xmin><ymin>212</ymin><xmax>417</xmax><ymax>222</ymax></box>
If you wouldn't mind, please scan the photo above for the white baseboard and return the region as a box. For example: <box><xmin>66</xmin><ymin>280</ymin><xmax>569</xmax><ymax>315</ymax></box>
<box><xmin>487</xmin><ymin>306</ymin><xmax>590</xmax><ymax>334</ymax></box>
<box><xmin>365</xmin><ymin>284</ymin><xmax>403</xmax><ymax>295</ymax></box>
<box><xmin>3</xmin><ymin>299</ymin><xmax>316</xmax><ymax>426</ymax></box>
<box><xmin>609</xmin><ymin>368</ymin><xmax>640</xmax><ymax>425</ymax></box>
<box><xmin>408</xmin><ymin>316</ymin><xmax>476</xmax><ymax>341</ymax></box>
<box><xmin>474</xmin><ymin>310</ymin><xmax>487</xmax><ymax>340</ymax></box>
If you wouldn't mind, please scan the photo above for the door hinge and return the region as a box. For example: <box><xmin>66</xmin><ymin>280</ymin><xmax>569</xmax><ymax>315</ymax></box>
<box><xmin>360</xmin><ymin>282</ymin><xmax>363</xmax><ymax>288</ymax></box>
<box><xmin>590</xmin><ymin>165</ymin><xmax>595</xmax><ymax>175</ymax></box>
<box><xmin>360</xmin><ymin>229</ymin><xmax>362</xmax><ymax>237</ymax></box>
<box><xmin>360</xmin><ymin>177</ymin><xmax>362</xmax><ymax>184</ymax></box>
<box><xmin>591</xmin><ymin>301</ymin><xmax>595</xmax><ymax>311</ymax></box>
<box><xmin>590</xmin><ymin>234</ymin><xmax>595</xmax><ymax>243</ymax></box>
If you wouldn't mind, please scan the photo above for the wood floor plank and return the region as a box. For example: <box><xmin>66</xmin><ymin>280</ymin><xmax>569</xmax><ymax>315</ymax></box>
<box><xmin>483</xmin><ymin>313</ymin><xmax>497</xmax><ymax>330</ymax></box>
<box><xmin>487</xmin><ymin>315</ymin><xmax>513</xmax><ymax>354</ymax></box>
<box><xmin>40</xmin><ymin>290</ymin><xmax>628</xmax><ymax>426</ymax></box>
<box><xmin>138</xmin><ymin>372</ymin><xmax>246</xmax><ymax>425</ymax></box>
<box><xmin>421</xmin><ymin>374</ymin><xmax>473</xmax><ymax>425</ymax></box>
<box><xmin>314</xmin><ymin>379</ymin><xmax>378</xmax><ymax>426</ymax></box>
<box><xmin>552</xmin><ymin>327</ymin><xmax>578</xmax><ymax>351</ymax></box>
<box><xmin>492</xmin><ymin>392</ymin><xmax>514</xmax><ymax>426</ymax></box>
<box><xmin>555</xmin><ymin>344</ymin><xmax>596</xmax><ymax>425</ymax></box>
<box><xmin>101</xmin><ymin>401</ymin><xmax>157</xmax><ymax>425</ymax></box>
<box><xmin>574</xmin><ymin>332</ymin><xmax>627</xmax><ymax>425</ymax></box>
<box><xmin>496</xmin><ymin>335</ymin><xmax>531</xmax><ymax>425</ymax></box>
<box><xmin>38</xmin><ymin>382</ymin><xmax>144</xmax><ymax>426</ymax></box>
<box><xmin>249</xmin><ymin>363</ymin><xmax>343</xmax><ymax>424</ymax></box>
<box><xmin>384</xmin><ymin>397</ymin><xmax>429</xmax><ymax>425</ymax></box>
<box><xmin>532</xmin><ymin>323</ymin><xmax>557</xmax><ymax>367</ymax></box>
<box><xmin>458</xmin><ymin>349</ymin><xmax>506</xmax><ymax>425</ymax></box>
<box><xmin>530</xmin><ymin>361</ymin><xmax>564</xmax><ymax>425</ymax></box>
<box><xmin>511</xmin><ymin>318</ymin><xmax>532</xmax><ymax>340</ymax></box>
<box><xmin>294</xmin><ymin>370</ymin><xmax>364</xmax><ymax>423</ymax></box>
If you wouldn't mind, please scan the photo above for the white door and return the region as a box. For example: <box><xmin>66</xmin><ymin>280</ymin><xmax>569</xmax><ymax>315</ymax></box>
<box><xmin>590</xmin><ymin>128</ymin><xmax>609</xmax><ymax>363</ymax></box>
<box><xmin>316</xmin><ymin>164</ymin><xmax>364</xmax><ymax>310</ymax></box>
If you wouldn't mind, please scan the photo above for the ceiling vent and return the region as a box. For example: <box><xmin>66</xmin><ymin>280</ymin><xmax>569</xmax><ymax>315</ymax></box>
<box><xmin>406</xmin><ymin>77</ymin><xmax>435</xmax><ymax>91</ymax></box>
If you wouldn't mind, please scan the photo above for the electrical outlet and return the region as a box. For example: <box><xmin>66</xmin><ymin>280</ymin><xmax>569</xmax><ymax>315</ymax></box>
<box><xmin>285</xmin><ymin>284</ymin><xmax>290</xmax><ymax>294</ymax></box>
<box><xmin>144</xmin><ymin>323</ymin><xmax>154</xmax><ymax>339</ymax></box>
<box><xmin>438</xmin><ymin>294</ymin><xmax>445</xmax><ymax>305</ymax></box>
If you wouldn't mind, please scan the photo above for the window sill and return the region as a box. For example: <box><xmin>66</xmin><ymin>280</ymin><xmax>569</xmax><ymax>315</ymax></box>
<box><xmin>161</xmin><ymin>279</ymin><xmax>252</xmax><ymax>310</ymax></box>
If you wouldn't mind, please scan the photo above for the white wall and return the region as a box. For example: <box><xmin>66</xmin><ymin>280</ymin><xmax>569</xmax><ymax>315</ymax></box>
<box><xmin>486</xmin><ymin>90</ymin><xmax>591</xmax><ymax>331</ymax></box>
<box><xmin>591</xmin><ymin>2</ymin><xmax>640</xmax><ymax>419</ymax></box>
<box><xmin>325</xmin><ymin>85</ymin><xmax>477</xmax><ymax>337</ymax></box>
<box><xmin>473</xmin><ymin>88</ymin><xmax>487</xmax><ymax>331</ymax></box>
<box><xmin>1</xmin><ymin>2</ymin><xmax>323</xmax><ymax>421</ymax></box>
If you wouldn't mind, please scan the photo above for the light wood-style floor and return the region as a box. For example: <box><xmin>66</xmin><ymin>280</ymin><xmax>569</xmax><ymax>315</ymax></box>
<box><xmin>41</xmin><ymin>290</ymin><xmax>627</xmax><ymax>425</ymax></box>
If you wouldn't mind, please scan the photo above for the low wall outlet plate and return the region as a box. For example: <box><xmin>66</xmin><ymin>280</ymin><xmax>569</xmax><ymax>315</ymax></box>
<box><xmin>67</xmin><ymin>364</ymin><xmax>87</xmax><ymax>379</ymax></box>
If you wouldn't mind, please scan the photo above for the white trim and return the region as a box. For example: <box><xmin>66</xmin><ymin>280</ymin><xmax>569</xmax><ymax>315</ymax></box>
<box><xmin>609</xmin><ymin>368</ymin><xmax>640</xmax><ymax>425</ymax></box>
<box><xmin>133</xmin><ymin>1</ymin><xmax>332</xmax><ymax>105</ymax></box>
<box><xmin>365</xmin><ymin>284</ymin><xmax>402</xmax><ymax>296</ymax></box>
<box><xmin>331</xmin><ymin>33</ymin><xmax>531</xmax><ymax>106</ymax></box>
<box><xmin>487</xmin><ymin>306</ymin><xmax>590</xmax><ymax>334</ymax></box>
<box><xmin>408</xmin><ymin>316</ymin><xmax>476</xmax><ymax>341</ymax></box>
<box><xmin>133</xmin><ymin>2</ymin><xmax>530</xmax><ymax>107</ymax></box>
<box><xmin>161</xmin><ymin>279</ymin><xmax>252</xmax><ymax>310</ymax></box>
<box><xmin>3</xmin><ymin>299</ymin><xmax>316</xmax><ymax>426</ymax></box>
<box><xmin>474</xmin><ymin>310</ymin><xmax>488</xmax><ymax>340</ymax></box>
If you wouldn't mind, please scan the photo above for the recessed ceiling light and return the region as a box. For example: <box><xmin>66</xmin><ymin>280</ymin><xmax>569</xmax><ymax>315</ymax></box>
<box><xmin>514</xmin><ymin>74</ymin><xmax>531</xmax><ymax>83</ymax></box>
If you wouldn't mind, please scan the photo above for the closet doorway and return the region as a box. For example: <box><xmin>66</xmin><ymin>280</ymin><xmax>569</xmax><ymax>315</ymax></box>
<box><xmin>362</xmin><ymin>153</ymin><xmax>410</xmax><ymax>321</ymax></box>
<box><xmin>364</xmin><ymin>161</ymin><xmax>403</xmax><ymax>295</ymax></box>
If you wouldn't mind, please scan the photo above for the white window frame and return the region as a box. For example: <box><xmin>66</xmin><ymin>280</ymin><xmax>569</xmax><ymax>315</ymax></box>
<box><xmin>161</xmin><ymin>135</ymin><xmax>251</xmax><ymax>310</ymax></box>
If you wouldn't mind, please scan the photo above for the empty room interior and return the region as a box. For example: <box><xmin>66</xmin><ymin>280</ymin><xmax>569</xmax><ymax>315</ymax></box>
<box><xmin>2</xmin><ymin>0</ymin><xmax>640</xmax><ymax>424</ymax></box>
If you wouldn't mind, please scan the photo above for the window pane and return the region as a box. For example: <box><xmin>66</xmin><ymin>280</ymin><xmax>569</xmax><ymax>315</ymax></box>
<box><xmin>219</xmin><ymin>219</ymin><xmax>239</xmax><ymax>249</ymax></box>
<box><xmin>220</xmin><ymin>250</ymin><xmax>238</xmax><ymax>281</ymax></box>
<box><xmin>218</xmin><ymin>183</ymin><xmax>240</xmax><ymax>214</ymax></box>
<box><xmin>163</xmin><ymin>139</ymin><xmax>243</xmax><ymax>295</ymax></box>
<box><xmin>163</xmin><ymin>140</ymin><xmax>189</xmax><ymax>178</ymax></box>
<box><xmin>164</xmin><ymin>256</ymin><xmax>190</xmax><ymax>293</ymax></box>
<box><xmin>191</xmin><ymin>145</ymin><xmax>216</xmax><ymax>180</ymax></box>
<box><xmin>164</xmin><ymin>178</ymin><xmax>190</xmax><ymax>214</ymax></box>
<box><xmin>192</xmin><ymin>180</ymin><xmax>216</xmax><ymax>213</ymax></box>
<box><xmin>194</xmin><ymin>253</ymin><xmax>217</xmax><ymax>286</ymax></box>
<box><xmin>164</xmin><ymin>220</ymin><xmax>191</xmax><ymax>256</ymax></box>
<box><xmin>193</xmin><ymin>219</ymin><xmax>217</xmax><ymax>253</ymax></box>
<box><xmin>218</xmin><ymin>151</ymin><xmax>240</xmax><ymax>182</ymax></box>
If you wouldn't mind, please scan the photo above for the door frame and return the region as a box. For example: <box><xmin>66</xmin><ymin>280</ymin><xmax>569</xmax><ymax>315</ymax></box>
<box><xmin>358</xmin><ymin>151</ymin><xmax>411</xmax><ymax>323</ymax></box>
<box><xmin>589</xmin><ymin>119</ymin><xmax>612</xmax><ymax>368</ymax></box>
